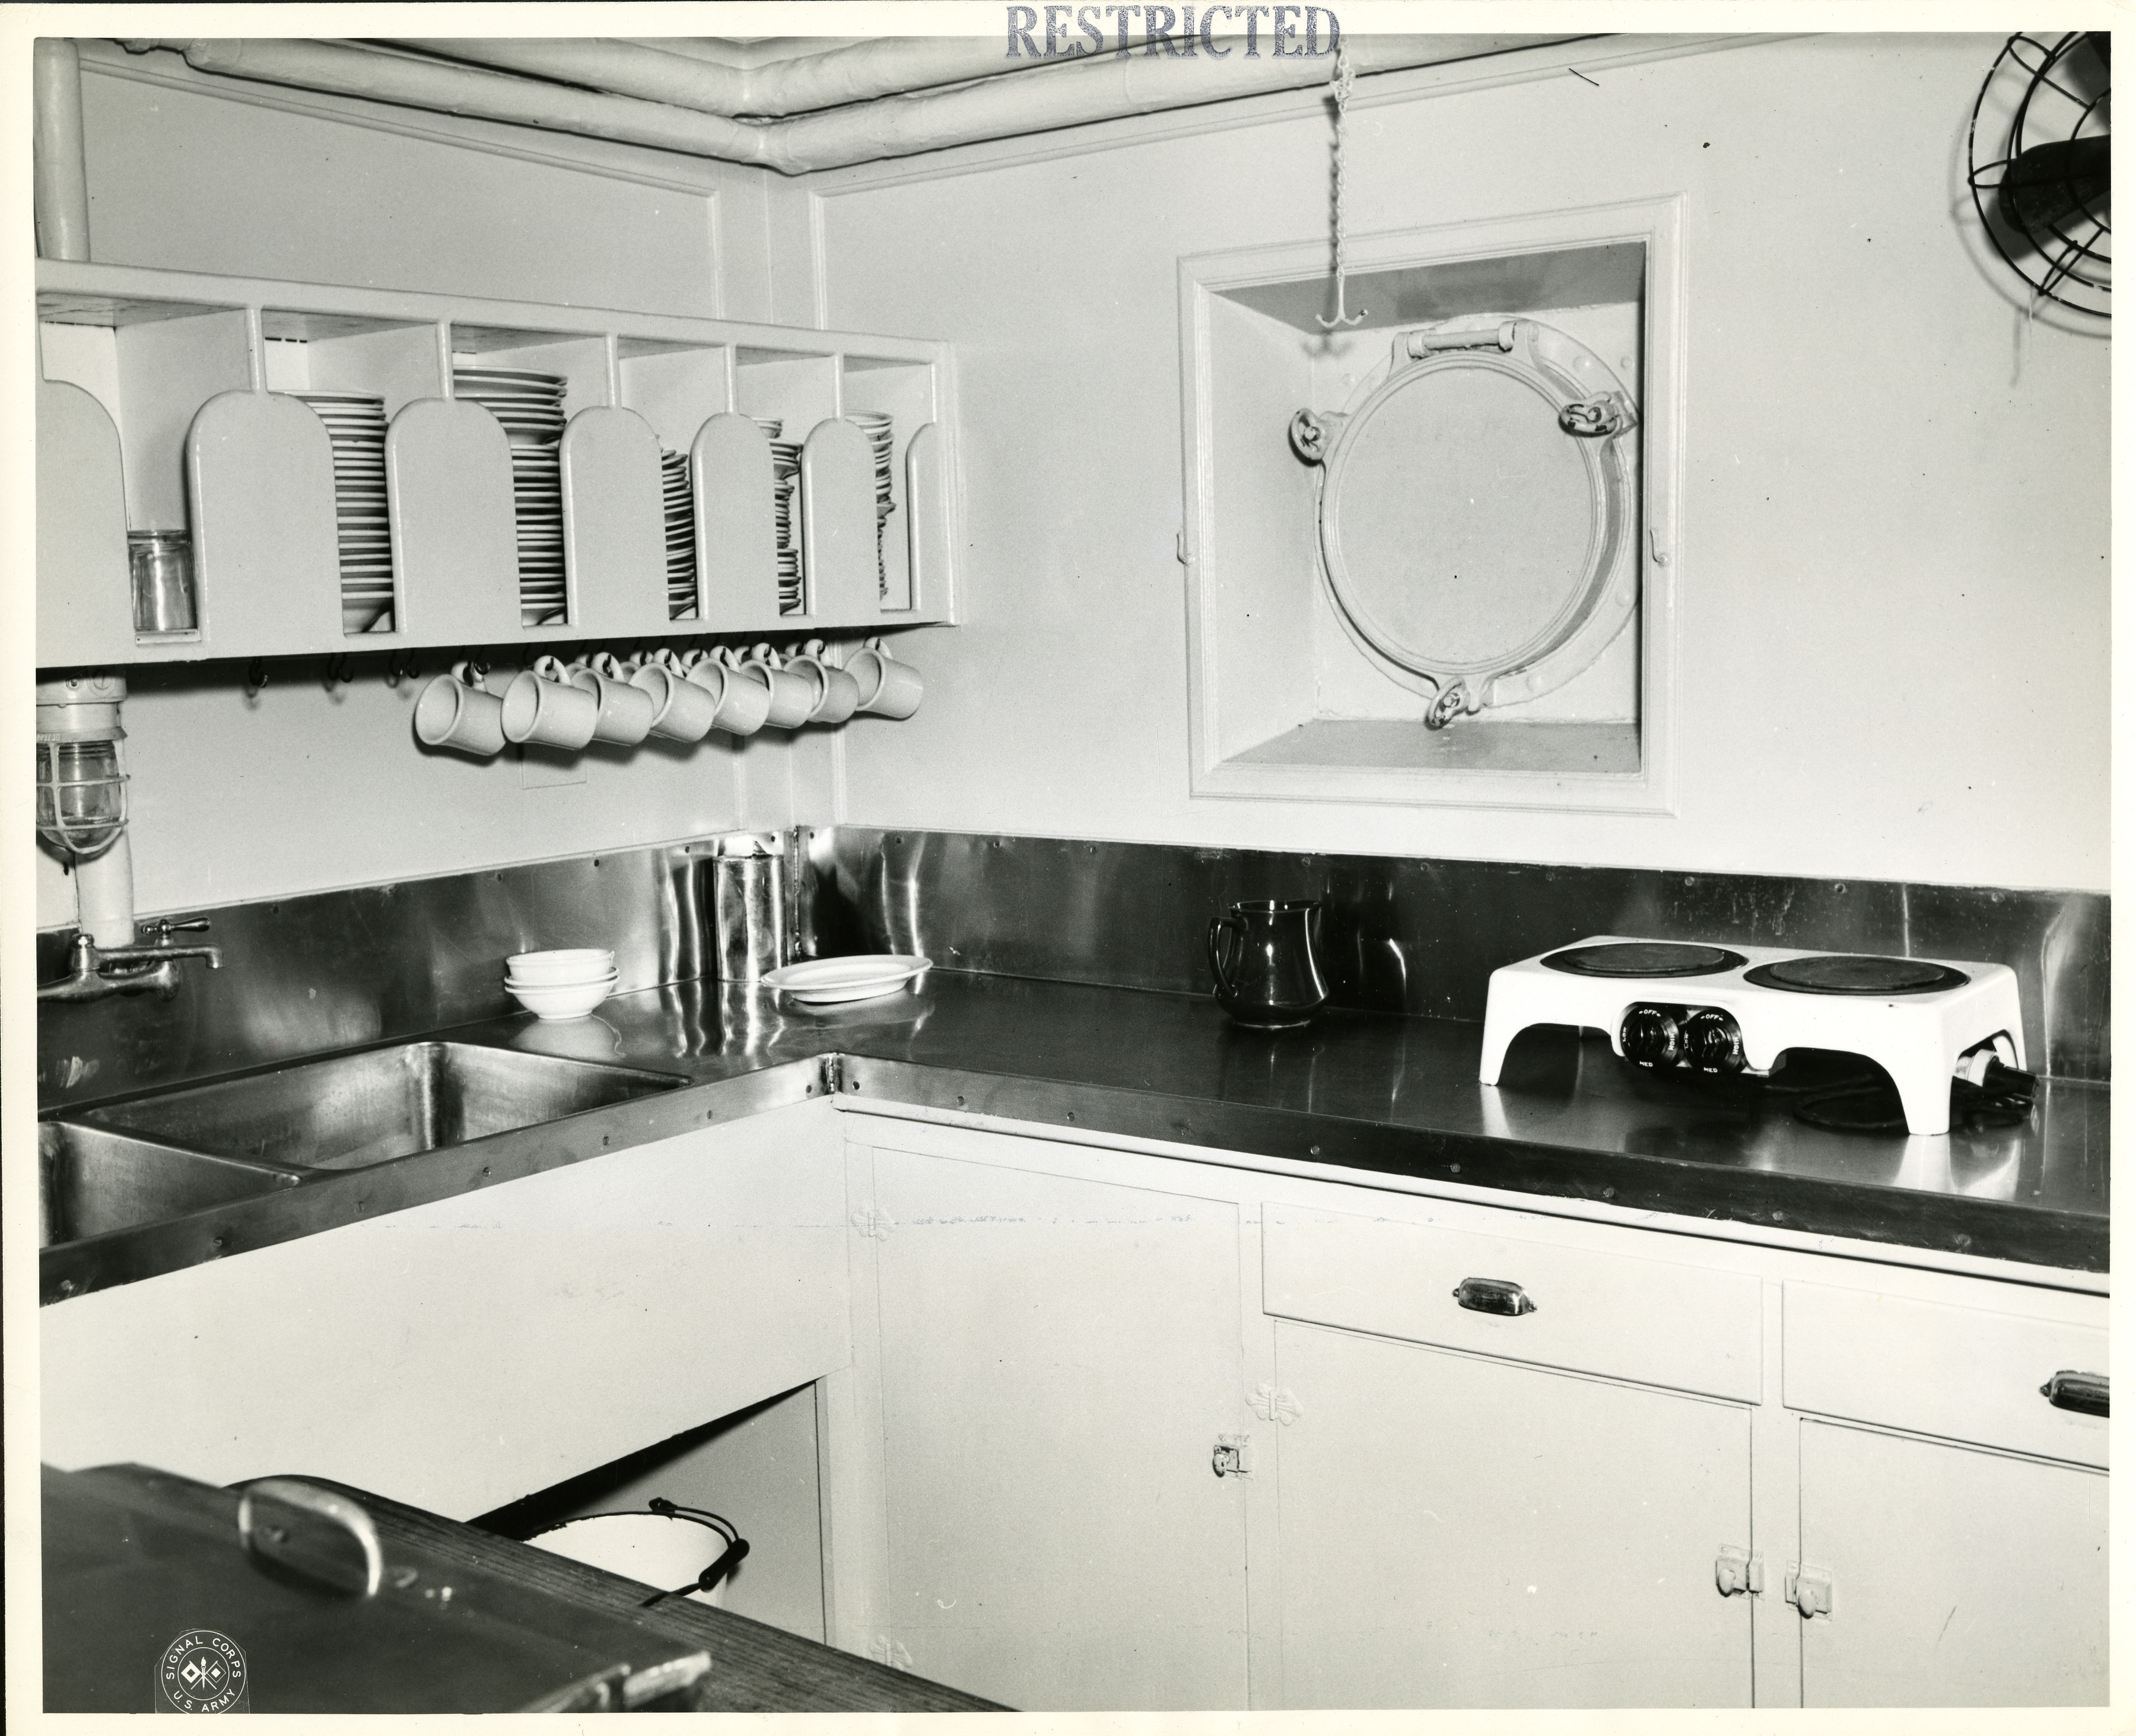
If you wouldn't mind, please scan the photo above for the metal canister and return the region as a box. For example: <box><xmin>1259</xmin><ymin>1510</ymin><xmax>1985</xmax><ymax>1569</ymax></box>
<box><xmin>704</xmin><ymin>847</ymin><xmax>787</xmax><ymax>983</ymax></box>
<box><xmin>128</xmin><ymin>530</ymin><xmax>195</xmax><ymax>632</ymax></box>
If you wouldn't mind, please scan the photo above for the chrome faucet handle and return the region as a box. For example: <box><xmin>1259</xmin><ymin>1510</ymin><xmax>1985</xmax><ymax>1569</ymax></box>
<box><xmin>144</xmin><ymin>918</ymin><xmax>211</xmax><ymax>940</ymax></box>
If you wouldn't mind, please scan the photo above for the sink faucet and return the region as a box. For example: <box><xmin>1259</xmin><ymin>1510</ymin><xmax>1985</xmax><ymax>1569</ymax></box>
<box><xmin>37</xmin><ymin>920</ymin><xmax>223</xmax><ymax>1002</ymax></box>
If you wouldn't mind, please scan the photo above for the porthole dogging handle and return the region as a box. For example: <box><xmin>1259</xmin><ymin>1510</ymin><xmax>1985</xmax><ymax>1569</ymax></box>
<box><xmin>1559</xmin><ymin>393</ymin><xmax>1636</xmax><ymax>438</ymax></box>
<box><xmin>1288</xmin><ymin>408</ymin><xmax>1347</xmax><ymax>466</ymax></box>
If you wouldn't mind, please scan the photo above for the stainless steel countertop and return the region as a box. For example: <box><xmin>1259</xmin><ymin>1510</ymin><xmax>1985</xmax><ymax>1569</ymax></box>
<box><xmin>40</xmin><ymin>971</ymin><xmax>2108</xmax><ymax>1303</ymax></box>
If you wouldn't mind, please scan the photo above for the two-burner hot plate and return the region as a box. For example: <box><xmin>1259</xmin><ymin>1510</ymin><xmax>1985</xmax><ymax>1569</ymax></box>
<box><xmin>1541</xmin><ymin>940</ymin><xmax>1969</xmax><ymax>996</ymax></box>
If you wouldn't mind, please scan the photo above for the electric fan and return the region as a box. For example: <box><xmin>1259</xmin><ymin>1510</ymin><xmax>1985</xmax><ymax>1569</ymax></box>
<box><xmin>1967</xmin><ymin>31</ymin><xmax>2110</xmax><ymax>317</ymax></box>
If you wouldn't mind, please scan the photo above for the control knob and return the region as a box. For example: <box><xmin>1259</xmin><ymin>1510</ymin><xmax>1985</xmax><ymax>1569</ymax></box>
<box><xmin>1682</xmin><ymin>1007</ymin><xmax>1746</xmax><ymax>1073</ymax></box>
<box><xmin>1619</xmin><ymin>1004</ymin><xmax>1684</xmax><ymax>1068</ymax></box>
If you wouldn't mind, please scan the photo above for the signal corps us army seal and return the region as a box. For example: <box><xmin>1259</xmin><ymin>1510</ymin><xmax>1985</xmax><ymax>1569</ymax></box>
<box><xmin>156</xmin><ymin>1629</ymin><xmax>249</xmax><ymax>1713</ymax></box>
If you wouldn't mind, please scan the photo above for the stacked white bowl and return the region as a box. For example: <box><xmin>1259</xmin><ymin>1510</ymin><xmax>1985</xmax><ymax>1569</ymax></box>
<box><xmin>506</xmin><ymin>948</ymin><xmax>618</xmax><ymax>1021</ymax></box>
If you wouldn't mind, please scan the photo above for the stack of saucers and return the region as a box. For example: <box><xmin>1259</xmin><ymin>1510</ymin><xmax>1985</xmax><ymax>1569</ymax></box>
<box><xmin>454</xmin><ymin>366</ymin><xmax>569</xmax><ymax>627</ymax></box>
<box><xmin>751</xmin><ymin>417</ymin><xmax>784</xmax><ymax>441</ymax></box>
<box><xmin>847</xmin><ymin>412</ymin><xmax>896</xmax><ymax>599</ymax></box>
<box><xmin>504</xmin><ymin>948</ymin><xmax>618</xmax><ymax>1022</ymax></box>
<box><xmin>770</xmin><ymin>440</ymin><xmax>804</xmax><ymax>614</ymax></box>
<box><xmin>293</xmin><ymin>390</ymin><xmax>395</xmax><ymax>634</ymax></box>
<box><xmin>662</xmin><ymin>449</ymin><xmax>697</xmax><ymax>619</ymax></box>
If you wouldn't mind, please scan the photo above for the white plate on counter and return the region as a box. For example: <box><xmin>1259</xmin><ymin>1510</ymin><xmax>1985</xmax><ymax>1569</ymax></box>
<box><xmin>764</xmin><ymin>954</ymin><xmax>930</xmax><ymax>1006</ymax></box>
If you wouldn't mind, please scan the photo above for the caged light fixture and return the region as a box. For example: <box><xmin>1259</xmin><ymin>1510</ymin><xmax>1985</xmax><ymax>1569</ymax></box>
<box><xmin>36</xmin><ymin>672</ymin><xmax>135</xmax><ymax>944</ymax></box>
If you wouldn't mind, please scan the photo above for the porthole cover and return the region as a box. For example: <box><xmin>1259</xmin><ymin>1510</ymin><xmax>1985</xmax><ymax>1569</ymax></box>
<box><xmin>1294</xmin><ymin>319</ymin><xmax>1640</xmax><ymax>723</ymax></box>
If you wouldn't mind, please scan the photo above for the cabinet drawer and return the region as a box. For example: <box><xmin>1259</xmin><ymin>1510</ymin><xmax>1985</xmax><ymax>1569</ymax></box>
<box><xmin>1263</xmin><ymin>1201</ymin><xmax>1762</xmax><ymax>1402</ymax></box>
<box><xmin>1784</xmin><ymin>1281</ymin><xmax>2108</xmax><ymax>1468</ymax></box>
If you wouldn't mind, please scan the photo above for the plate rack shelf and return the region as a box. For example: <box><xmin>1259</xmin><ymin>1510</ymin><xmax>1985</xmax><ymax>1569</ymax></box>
<box><xmin>36</xmin><ymin>260</ymin><xmax>959</xmax><ymax>670</ymax></box>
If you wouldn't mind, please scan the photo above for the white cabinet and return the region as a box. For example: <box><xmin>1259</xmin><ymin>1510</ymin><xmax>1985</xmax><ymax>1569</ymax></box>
<box><xmin>44</xmin><ymin>1090</ymin><xmax>2104</xmax><ymax>1711</ymax></box>
<box><xmin>1262</xmin><ymin>1197</ymin><xmax>1760</xmax><ymax>1706</ymax></box>
<box><xmin>821</xmin><ymin>1111</ymin><xmax>2105</xmax><ymax>1712</ymax></box>
<box><xmin>40</xmin><ymin>1101</ymin><xmax>850</xmax><ymax>1521</ymax></box>
<box><xmin>1795</xmin><ymin>1422</ymin><xmax>2106</xmax><ymax>1707</ymax></box>
<box><xmin>1272</xmin><ymin>1322</ymin><xmax>1753</xmax><ymax>1708</ymax></box>
<box><xmin>837</xmin><ymin>1128</ymin><xmax>1252</xmax><ymax>1711</ymax></box>
<box><xmin>1782</xmin><ymin>1277</ymin><xmax>2109</xmax><ymax>1706</ymax></box>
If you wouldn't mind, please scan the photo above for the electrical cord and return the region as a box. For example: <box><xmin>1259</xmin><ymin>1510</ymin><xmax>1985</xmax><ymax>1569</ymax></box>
<box><xmin>1791</xmin><ymin>1058</ymin><xmax>2036</xmax><ymax>1134</ymax></box>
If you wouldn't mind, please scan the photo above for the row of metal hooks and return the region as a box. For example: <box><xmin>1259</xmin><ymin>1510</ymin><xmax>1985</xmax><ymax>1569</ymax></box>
<box><xmin>243</xmin><ymin>639</ymin><xmax>804</xmax><ymax>700</ymax></box>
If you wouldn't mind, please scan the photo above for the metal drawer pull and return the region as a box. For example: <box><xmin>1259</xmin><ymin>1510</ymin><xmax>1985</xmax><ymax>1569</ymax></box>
<box><xmin>2040</xmin><ymin>1370</ymin><xmax>2108</xmax><ymax>1416</ymax></box>
<box><xmin>1452</xmin><ymin>1276</ymin><xmax>1536</xmax><ymax>1317</ymax></box>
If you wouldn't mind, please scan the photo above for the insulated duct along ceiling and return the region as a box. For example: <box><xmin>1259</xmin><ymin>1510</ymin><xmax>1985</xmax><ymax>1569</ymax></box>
<box><xmin>116</xmin><ymin>33</ymin><xmax>1586</xmax><ymax>174</ymax></box>
<box><xmin>389</xmin><ymin>36</ymin><xmax>1075</xmax><ymax>117</ymax></box>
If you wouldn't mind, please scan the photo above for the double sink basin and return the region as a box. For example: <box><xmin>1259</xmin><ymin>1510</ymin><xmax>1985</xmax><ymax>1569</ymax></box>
<box><xmin>40</xmin><ymin>1041</ymin><xmax>685</xmax><ymax>1249</ymax></box>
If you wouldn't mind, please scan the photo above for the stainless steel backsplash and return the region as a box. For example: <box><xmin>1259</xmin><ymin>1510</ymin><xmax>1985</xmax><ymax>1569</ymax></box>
<box><xmin>35</xmin><ymin>838</ymin><xmax>746</xmax><ymax>1111</ymax></box>
<box><xmin>39</xmin><ymin>826</ymin><xmax>2109</xmax><ymax>1108</ymax></box>
<box><xmin>801</xmin><ymin>829</ymin><xmax>2110</xmax><ymax>1084</ymax></box>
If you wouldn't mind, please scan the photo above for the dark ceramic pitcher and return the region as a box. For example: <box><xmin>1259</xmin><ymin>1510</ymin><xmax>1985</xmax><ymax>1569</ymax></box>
<box><xmin>1208</xmin><ymin>899</ymin><xmax>1329</xmax><ymax>1029</ymax></box>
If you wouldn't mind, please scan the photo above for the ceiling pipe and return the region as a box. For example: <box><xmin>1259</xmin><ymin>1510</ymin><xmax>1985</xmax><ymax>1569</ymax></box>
<box><xmin>122</xmin><ymin>37</ymin><xmax>772</xmax><ymax>161</ymax></box>
<box><xmin>624</xmin><ymin>39</ymin><xmax>876</xmax><ymax>69</ymax></box>
<box><xmin>34</xmin><ymin>38</ymin><xmax>93</xmax><ymax>260</ymax></box>
<box><xmin>765</xmin><ymin>33</ymin><xmax>1552</xmax><ymax>170</ymax></box>
<box><xmin>391</xmin><ymin>36</ymin><xmax>1047</xmax><ymax>118</ymax></box>
<box><xmin>120</xmin><ymin>34</ymin><xmax>1574</xmax><ymax>175</ymax></box>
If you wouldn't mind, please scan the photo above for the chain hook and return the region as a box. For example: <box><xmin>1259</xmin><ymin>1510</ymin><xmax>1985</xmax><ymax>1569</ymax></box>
<box><xmin>1317</xmin><ymin>46</ymin><xmax>1366</xmax><ymax>331</ymax></box>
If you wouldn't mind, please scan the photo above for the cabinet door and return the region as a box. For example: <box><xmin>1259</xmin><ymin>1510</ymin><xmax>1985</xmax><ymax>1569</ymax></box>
<box><xmin>1797</xmin><ymin>1420</ymin><xmax>2106</xmax><ymax>1706</ymax></box>
<box><xmin>1273</xmin><ymin>1321</ymin><xmax>1754</xmax><ymax>1708</ymax></box>
<box><xmin>867</xmin><ymin>1146</ymin><xmax>1249</xmax><ymax>1710</ymax></box>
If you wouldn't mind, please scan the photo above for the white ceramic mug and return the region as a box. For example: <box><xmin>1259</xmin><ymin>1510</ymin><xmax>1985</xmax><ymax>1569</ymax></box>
<box><xmin>574</xmin><ymin>653</ymin><xmax>658</xmax><ymax>746</ymax></box>
<box><xmin>631</xmin><ymin>660</ymin><xmax>717</xmax><ymax>743</ymax></box>
<box><xmin>790</xmin><ymin>639</ymin><xmax>862</xmax><ymax>726</ymax></box>
<box><xmin>740</xmin><ymin>643</ymin><xmax>816</xmax><ymax>730</ymax></box>
<box><xmin>413</xmin><ymin>661</ymin><xmax>507</xmax><ymax>757</ymax></box>
<box><xmin>503</xmin><ymin>655</ymin><xmax>599</xmax><ymax>751</ymax></box>
<box><xmin>848</xmin><ymin>637</ymin><xmax>924</xmax><ymax>719</ymax></box>
<box><xmin>686</xmin><ymin>650</ymin><xmax>771</xmax><ymax>736</ymax></box>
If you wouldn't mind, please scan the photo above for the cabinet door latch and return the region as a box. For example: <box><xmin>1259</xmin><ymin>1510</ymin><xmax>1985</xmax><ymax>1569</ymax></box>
<box><xmin>1714</xmin><ymin>1545</ymin><xmax>1763</xmax><ymax>1597</ymax></box>
<box><xmin>1786</xmin><ymin>1564</ymin><xmax>1834</xmax><ymax>1618</ymax></box>
<box><xmin>1211</xmin><ymin>1434</ymin><xmax>1251</xmax><ymax>1478</ymax></box>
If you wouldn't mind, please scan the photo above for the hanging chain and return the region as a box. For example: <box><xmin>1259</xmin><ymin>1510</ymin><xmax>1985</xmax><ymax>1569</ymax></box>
<box><xmin>1317</xmin><ymin>46</ymin><xmax>1365</xmax><ymax>330</ymax></box>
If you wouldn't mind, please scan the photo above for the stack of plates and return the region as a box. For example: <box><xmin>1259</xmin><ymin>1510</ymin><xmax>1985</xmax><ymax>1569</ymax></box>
<box><xmin>662</xmin><ymin>449</ymin><xmax>697</xmax><ymax>619</ymax></box>
<box><xmin>847</xmin><ymin>412</ymin><xmax>896</xmax><ymax>599</ymax></box>
<box><xmin>763</xmin><ymin>953</ymin><xmax>930</xmax><ymax>1008</ymax></box>
<box><xmin>293</xmin><ymin>391</ymin><xmax>395</xmax><ymax>634</ymax></box>
<box><xmin>454</xmin><ymin>365</ymin><xmax>569</xmax><ymax>627</ymax></box>
<box><xmin>770</xmin><ymin>440</ymin><xmax>804</xmax><ymax>615</ymax></box>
